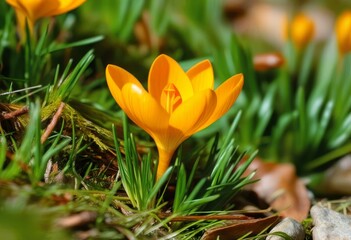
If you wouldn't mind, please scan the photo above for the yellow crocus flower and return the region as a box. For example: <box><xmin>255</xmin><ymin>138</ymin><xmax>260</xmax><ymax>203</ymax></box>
<box><xmin>106</xmin><ymin>54</ymin><xmax>243</xmax><ymax>179</ymax></box>
<box><xmin>287</xmin><ymin>13</ymin><xmax>315</xmax><ymax>50</ymax></box>
<box><xmin>335</xmin><ymin>11</ymin><xmax>351</xmax><ymax>55</ymax></box>
<box><xmin>6</xmin><ymin>0</ymin><xmax>86</xmax><ymax>37</ymax></box>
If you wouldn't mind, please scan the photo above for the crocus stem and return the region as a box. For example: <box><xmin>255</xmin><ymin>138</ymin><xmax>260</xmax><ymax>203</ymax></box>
<box><xmin>156</xmin><ymin>147</ymin><xmax>174</xmax><ymax>180</ymax></box>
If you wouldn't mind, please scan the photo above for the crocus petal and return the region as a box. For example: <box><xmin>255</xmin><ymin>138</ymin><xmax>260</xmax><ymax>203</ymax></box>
<box><xmin>5</xmin><ymin>0</ymin><xmax>23</xmax><ymax>10</ymax></box>
<box><xmin>6</xmin><ymin>0</ymin><xmax>86</xmax><ymax>40</ymax></box>
<box><xmin>187</xmin><ymin>60</ymin><xmax>214</xmax><ymax>92</ymax></box>
<box><xmin>106</xmin><ymin>64</ymin><xmax>144</xmax><ymax>111</ymax></box>
<box><xmin>121</xmin><ymin>83</ymin><xmax>169</xmax><ymax>137</ymax></box>
<box><xmin>5</xmin><ymin>0</ymin><xmax>19</xmax><ymax>7</ymax></box>
<box><xmin>53</xmin><ymin>0</ymin><xmax>87</xmax><ymax>15</ymax></box>
<box><xmin>154</xmin><ymin>90</ymin><xmax>216</xmax><ymax>162</ymax></box>
<box><xmin>7</xmin><ymin>0</ymin><xmax>59</xmax><ymax>21</ymax></box>
<box><xmin>169</xmin><ymin>89</ymin><xmax>216</xmax><ymax>140</ymax></box>
<box><xmin>199</xmin><ymin>73</ymin><xmax>243</xmax><ymax>130</ymax></box>
<box><xmin>148</xmin><ymin>54</ymin><xmax>194</xmax><ymax>103</ymax></box>
<box><xmin>13</xmin><ymin>0</ymin><xmax>86</xmax><ymax>18</ymax></box>
<box><xmin>28</xmin><ymin>2</ymin><xmax>57</xmax><ymax>19</ymax></box>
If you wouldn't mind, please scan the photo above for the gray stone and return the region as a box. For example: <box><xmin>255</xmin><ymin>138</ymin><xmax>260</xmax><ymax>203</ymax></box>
<box><xmin>267</xmin><ymin>217</ymin><xmax>305</xmax><ymax>240</ymax></box>
<box><xmin>311</xmin><ymin>205</ymin><xmax>351</xmax><ymax>240</ymax></box>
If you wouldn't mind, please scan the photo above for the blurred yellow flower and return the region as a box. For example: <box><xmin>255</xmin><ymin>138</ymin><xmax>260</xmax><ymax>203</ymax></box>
<box><xmin>286</xmin><ymin>13</ymin><xmax>315</xmax><ymax>50</ymax></box>
<box><xmin>335</xmin><ymin>11</ymin><xmax>351</xmax><ymax>54</ymax></box>
<box><xmin>106</xmin><ymin>54</ymin><xmax>243</xmax><ymax>179</ymax></box>
<box><xmin>6</xmin><ymin>0</ymin><xmax>86</xmax><ymax>37</ymax></box>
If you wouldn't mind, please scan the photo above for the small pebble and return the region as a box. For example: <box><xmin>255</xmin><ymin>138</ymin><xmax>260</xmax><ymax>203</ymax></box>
<box><xmin>311</xmin><ymin>205</ymin><xmax>351</xmax><ymax>240</ymax></box>
<box><xmin>267</xmin><ymin>217</ymin><xmax>305</xmax><ymax>240</ymax></box>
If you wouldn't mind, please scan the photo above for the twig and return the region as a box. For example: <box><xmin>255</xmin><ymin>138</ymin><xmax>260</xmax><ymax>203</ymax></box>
<box><xmin>42</xmin><ymin>102</ymin><xmax>65</xmax><ymax>183</ymax></box>
<box><xmin>44</xmin><ymin>159</ymin><xmax>53</xmax><ymax>183</ymax></box>
<box><xmin>1</xmin><ymin>106</ymin><xmax>29</xmax><ymax>120</ymax></box>
<box><xmin>41</xmin><ymin>102</ymin><xmax>65</xmax><ymax>144</ymax></box>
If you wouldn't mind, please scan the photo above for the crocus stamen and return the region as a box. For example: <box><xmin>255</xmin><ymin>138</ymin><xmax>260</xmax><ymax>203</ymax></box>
<box><xmin>163</xmin><ymin>83</ymin><xmax>181</xmax><ymax>114</ymax></box>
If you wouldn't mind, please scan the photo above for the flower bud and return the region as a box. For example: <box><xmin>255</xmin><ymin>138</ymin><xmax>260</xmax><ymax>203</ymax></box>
<box><xmin>335</xmin><ymin>11</ymin><xmax>351</xmax><ymax>55</ymax></box>
<box><xmin>286</xmin><ymin>13</ymin><xmax>315</xmax><ymax>50</ymax></box>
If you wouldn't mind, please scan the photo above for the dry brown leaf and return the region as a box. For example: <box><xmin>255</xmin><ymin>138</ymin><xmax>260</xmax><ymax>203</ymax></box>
<box><xmin>200</xmin><ymin>215</ymin><xmax>280</xmax><ymax>240</ymax></box>
<box><xmin>134</xmin><ymin>11</ymin><xmax>165</xmax><ymax>53</ymax></box>
<box><xmin>310</xmin><ymin>155</ymin><xmax>351</xmax><ymax>196</ymax></box>
<box><xmin>253</xmin><ymin>53</ymin><xmax>285</xmax><ymax>71</ymax></box>
<box><xmin>244</xmin><ymin>158</ymin><xmax>310</xmax><ymax>221</ymax></box>
<box><xmin>50</xmin><ymin>192</ymin><xmax>73</xmax><ymax>206</ymax></box>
